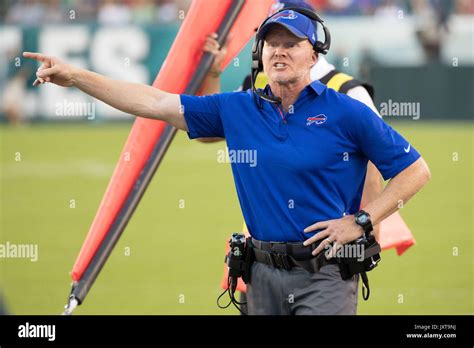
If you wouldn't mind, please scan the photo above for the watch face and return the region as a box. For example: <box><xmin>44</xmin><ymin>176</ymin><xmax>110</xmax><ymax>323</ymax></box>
<box><xmin>357</xmin><ymin>214</ymin><xmax>368</xmax><ymax>224</ymax></box>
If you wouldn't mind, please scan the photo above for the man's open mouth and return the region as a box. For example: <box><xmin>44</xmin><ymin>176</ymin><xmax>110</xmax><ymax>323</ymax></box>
<box><xmin>273</xmin><ymin>62</ymin><xmax>288</xmax><ymax>70</ymax></box>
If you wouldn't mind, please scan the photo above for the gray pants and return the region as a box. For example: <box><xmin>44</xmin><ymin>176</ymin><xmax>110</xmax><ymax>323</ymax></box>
<box><xmin>246</xmin><ymin>261</ymin><xmax>359</xmax><ymax>315</ymax></box>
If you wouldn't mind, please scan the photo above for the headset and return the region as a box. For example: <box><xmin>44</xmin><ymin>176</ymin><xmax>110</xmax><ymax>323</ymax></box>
<box><xmin>250</xmin><ymin>7</ymin><xmax>331</xmax><ymax>106</ymax></box>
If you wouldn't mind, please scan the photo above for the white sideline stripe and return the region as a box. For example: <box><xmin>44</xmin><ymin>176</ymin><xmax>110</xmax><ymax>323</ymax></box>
<box><xmin>2</xmin><ymin>160</ymin><xmax>116</xmax><ymax>179</ymax></box>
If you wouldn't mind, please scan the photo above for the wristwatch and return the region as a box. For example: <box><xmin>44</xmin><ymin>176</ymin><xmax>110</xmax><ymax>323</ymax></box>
<box><xmin>354</xmin><ymin>210</ymin><xmax>373</xmax><ymax>237</ymax></box>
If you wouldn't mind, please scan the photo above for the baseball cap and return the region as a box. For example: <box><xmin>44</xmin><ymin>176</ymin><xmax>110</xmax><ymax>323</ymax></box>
<box><xmin>258</xmin><ymin>9</ymin><xmax>317</xmax><ymax>46</ymax></box>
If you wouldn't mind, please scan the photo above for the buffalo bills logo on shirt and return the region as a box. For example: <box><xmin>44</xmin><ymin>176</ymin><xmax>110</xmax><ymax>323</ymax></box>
<box><xmin>270</xmin><ymin>10</ymin><xmax>297</xmax><ymax>21</ymax></box>
<box><xmin>306</xmin><ymin>114</ymin><xmax>327</xmax><ymax>126</ymax></box>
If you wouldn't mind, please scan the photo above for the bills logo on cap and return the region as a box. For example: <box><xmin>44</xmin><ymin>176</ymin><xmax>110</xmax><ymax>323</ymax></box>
<box><xmin>271</xmin><ymin>10</ymin><xmax>298</xmax><ymax>21</ymax></box>
<box><xmin>306</xmin><ymin>114</ymin><xmax>327</xmax><ymax>126</ymax></box>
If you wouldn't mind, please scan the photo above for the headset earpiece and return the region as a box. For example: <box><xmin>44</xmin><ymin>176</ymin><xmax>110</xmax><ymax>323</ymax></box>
<box><xmin>251</xmin><ymin>40</ymin><xmax>259</xmax><ymax>69</ymax></box>
<box><xmin>315</xmin><ymin>25</ymin><xmax>331</xmax><ymax>55</ymax></box>
<box><xmin>283</xmin><ymin>7</ymin><xmax>331</xmax><ymax>55</ymax></box>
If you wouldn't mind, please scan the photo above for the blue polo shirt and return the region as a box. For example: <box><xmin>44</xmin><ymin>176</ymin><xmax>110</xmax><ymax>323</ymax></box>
<box><xmin>180</xmin><ymin>81</ymin><xmax>420</xmax><ymax>242</ymax></box>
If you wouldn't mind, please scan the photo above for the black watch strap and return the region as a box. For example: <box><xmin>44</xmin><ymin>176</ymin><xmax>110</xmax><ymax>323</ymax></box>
<box><xmin>355</xmin><ymin>210</ymin><xmax>373</xmax><ymax>237</ymax></box>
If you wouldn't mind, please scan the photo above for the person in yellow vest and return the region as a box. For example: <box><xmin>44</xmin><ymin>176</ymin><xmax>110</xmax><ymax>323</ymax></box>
<box><xmin>198</xmin><ymin>0</ymin><xmax>412</xmax><ymax>314</ymax></box>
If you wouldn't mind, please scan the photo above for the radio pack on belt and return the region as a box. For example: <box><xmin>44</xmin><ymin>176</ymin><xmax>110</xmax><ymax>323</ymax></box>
<box><xmin>337</xmin><ymin>234</ymin><xmax>381</xmax><ymax>300</ymax></box>
<box><xmin>217</xmin><ymin>233</ymin><xmax>253</xmax><ymax>314</ymax></box>
<box><xmin>225</xmin><ymin>233</ymin><xmax>253</xmax><ymax>288</ymax></box>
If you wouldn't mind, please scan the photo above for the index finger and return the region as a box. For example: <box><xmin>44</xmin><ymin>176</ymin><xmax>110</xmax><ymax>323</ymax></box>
<box><xmin>302</xmin><ymin>228</ymin><xmax>330</xmax><ymax>247</ymax></box>
<box><xmin>23</xmin><ymin>52</ymin><xmax>48</xmax><ymax>62</ymax></box>
<box><xmin>304</xmin><ymin>220</ymin><xmax>331</xmax><ymax>233</ymax></box>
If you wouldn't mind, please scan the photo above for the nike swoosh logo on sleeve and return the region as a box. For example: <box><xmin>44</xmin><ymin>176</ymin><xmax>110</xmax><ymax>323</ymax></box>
<box><xmin>404</xmin><ymin>144</ymin><xmax>411</xmax><ymax>153</ymax></box>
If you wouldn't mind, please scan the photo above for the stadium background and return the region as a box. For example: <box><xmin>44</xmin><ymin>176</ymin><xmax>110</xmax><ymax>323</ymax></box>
<box><xmin>0</xmin><ymin>0</ymin><xmax>472</xmax><ymax>314</ymax></box>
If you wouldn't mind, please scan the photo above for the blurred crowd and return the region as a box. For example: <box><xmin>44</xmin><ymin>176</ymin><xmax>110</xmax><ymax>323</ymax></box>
<box><xmin>0</xmin><ymin>0</ymin><xmax>192</xmax><ymax>25</ymax></box>
<box><xmin>0</xmin><ymin>0</ymin><xmax>472</xmax><ymax>126</ymax></box>
<box><xmin>1</xmin><ymin>0</ymin><xmax>473</xmax><ymax>25</ymax></box>
<box><xmin>310</xmin><ymin>0</ymin><xmax>473</xmax><ymax>16</ymax></box>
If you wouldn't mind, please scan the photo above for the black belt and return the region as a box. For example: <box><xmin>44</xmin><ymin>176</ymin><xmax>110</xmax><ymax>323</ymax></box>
<box><xmin>250</xmin><ymin>238</ymin><xmax>337</xmax><ymax>273</ymax></box>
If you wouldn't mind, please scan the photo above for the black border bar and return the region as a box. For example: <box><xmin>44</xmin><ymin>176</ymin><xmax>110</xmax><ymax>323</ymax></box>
<box><xmin>0</xmin><ymin>315</ymin><xmax>472</xmax><ymax>346</ymax></box>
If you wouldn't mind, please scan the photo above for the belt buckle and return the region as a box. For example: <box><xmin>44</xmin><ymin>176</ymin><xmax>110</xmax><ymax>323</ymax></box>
<box><xmin>273</xmin><ymin>253</ymin><xmax>291</xmax><ymax>271</ymax></box>
<box><xmin>265</xmin><ymin>253</ymin><xmax>276</xmax><ymax>268</ymax></box>
<box><xmin>273</xmin><ymin>254</ymin><xmax>283</xmax><ymax>269</ymax></box>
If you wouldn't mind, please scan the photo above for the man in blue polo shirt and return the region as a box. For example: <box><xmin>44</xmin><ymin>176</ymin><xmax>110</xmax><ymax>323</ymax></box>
<box><xmin>24</xmin><ymin>9</ymin><xmax>430</xmax><ymax>315</ymax></box>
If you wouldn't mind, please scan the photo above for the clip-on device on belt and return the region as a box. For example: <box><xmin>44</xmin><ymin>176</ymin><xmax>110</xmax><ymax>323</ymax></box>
<box><xmin>217</xmin><ymin>233</ymin><xmax>253</xmax><ymax>315</ymax></box>
<box><xmin>337</xmin><ymin>234</ymin><xmax>381</xmax><ymax>300</ymax></box>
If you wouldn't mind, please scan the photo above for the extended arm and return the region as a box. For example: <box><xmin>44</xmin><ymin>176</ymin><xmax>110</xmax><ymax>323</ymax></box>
<box><xmin>23</xmin><ymin>52</ymin><xmax>187</xmax><ymax>131</ymax></box>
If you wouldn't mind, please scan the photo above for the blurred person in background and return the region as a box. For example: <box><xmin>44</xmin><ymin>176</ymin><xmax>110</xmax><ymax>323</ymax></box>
<box><xmin>431</xmin><ymin>0</ymin><xmax>454</xmax><ymax>29</ymax></box>
<box><xmin>98</xmin><ymin>0</ymin><xmax>131</xmax><ymax>25</ymax></box>
<box><xmin>43</xmin><ymin>0</ymin><xmax>64</xmax><ymax>23</ymax></box>
<box><xmin>455</xmin><ymin>0</ymin><xmax>474</xmax><ymax>14</ymax></box>
<box><xmin>156</xmin><ymin>0</ymin><xmax>179</xmax><ymax>23</ymax></box>
<box><xmin>2</xmin><ymin>68</ymin><xmax>29</xmax><ymax>126</ymax></box>
<box><xmin>131</xmin><ymin>0</ymin><xmax>156</xmax><ymax>24</ymax></box>
<box><xmin>358</xmin><ymin>46</ymin><xmax>379</xmax><ymax>82</ymax></box>
<box><xmin>374</xmin><ymin>0</ymin><xmax>405</xmax><ymax>18</ymax></box>
<box><xmin>356</xmin><ymin>0</ymin><xmax>380</xmax><ymax>16</ymax></box>
<box><xmin>69</xmin><ymin>0</ymin><xmax>99</xmax><ymax>22</ymax></box>
<box><xmin>324</xmin><ymin>0</ymin><xmax>360</xmax><ymax>15</ymax></box>
<box><xmin>1</xmin><ymin>48</ymin><xmax>31</xmax><ymax>126</ymax></box>
<box><xmin>411</xmin><ymin>0</ymin><xmax>452</xmax><ymax>63</ymax></box>
<box><xmin>5</xmin><ymin>0</ymin><xmax>45</xmax><ymax>25</ymax></box>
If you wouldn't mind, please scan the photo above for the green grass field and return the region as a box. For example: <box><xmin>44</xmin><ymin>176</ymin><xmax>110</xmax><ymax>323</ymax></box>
<box><xmin>0</xmin><ymin>121</ymin><xmax>472</xmax><ymax>315</ymax></box>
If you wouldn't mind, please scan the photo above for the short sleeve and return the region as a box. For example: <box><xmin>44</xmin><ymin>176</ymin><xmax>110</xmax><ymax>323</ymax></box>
<box><xmin>180</xmin><ymin>94</ymin><xmax>225</xmax><ymax>139</ymax></box>
<box><xmin>349</xmin><ymin>105</ymin><xmax>421</xmax><ymax>180</ymax></box>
